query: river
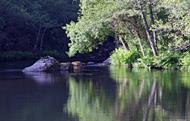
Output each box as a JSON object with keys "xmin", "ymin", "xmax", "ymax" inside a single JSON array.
[{"xmin": 0, "ymin": 62, "xmax": 189, "ymax": 121}]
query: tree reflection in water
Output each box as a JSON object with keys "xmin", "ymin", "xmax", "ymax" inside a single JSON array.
[
  {"xmin": 65, "ymin": 66, "xmax": 190, "ymax": 121},
  {"xmin": 66, "ymin": 78, "xmax": 114, "ymax": 121}
]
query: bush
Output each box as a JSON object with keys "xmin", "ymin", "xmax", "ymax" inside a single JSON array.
[
  {"xmin": 110, "ymin": 48, "xmax": 140, "ymax": 65},
  {"xmin": 135, "ymin": 52, "xmax": 180, "ymax": 69},
  {"xmin": 135, "ymin": 55, "xmax": 154, "ymax": 69},
  {"xmin": 180, "ymin": 52, "xmax": 190, "ymax": 70},
  {"xmin": 181, "ymin": 52, "xmax": 190, "ymax": 66},
  {"xmin": 155, "ymin": 52, "xmax": 180, "ymax": 69}
]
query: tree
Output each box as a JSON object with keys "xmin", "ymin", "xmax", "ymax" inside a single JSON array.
[
  {"xmin": 0, "ymin": 0, "xmax": 79, "ymax": 52},
  {"xmin": 65, "ymin": 0, "xmax": 118, "ymax": 56},
  {"xmin": 65, "ymin": 0, "xmax": 190, "ymax": 58},
  {"xmin": 65, "ymin": 0, "xmax": 158, "ymax": 56},
  {"xmin": 26, "ymin": 0, "xmax": 79, "ymax": 52}
]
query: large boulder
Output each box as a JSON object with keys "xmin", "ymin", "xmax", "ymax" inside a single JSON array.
[{"xmin": 23, "ymin": 56, "xmax": 60, "ymax": 72}]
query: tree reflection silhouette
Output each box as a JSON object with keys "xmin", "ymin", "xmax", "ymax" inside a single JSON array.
[{"xmin": 65, "ymin": 66, "xmax": 190, "ymax": 121}]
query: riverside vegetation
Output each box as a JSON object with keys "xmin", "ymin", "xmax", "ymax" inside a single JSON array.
[
  {"xmin": 1, "ymin": 0, "xmax": 190, "ymax": 69},
  {"xmin": 65, "ymin": 0, "xmax": 190, "ymax": 70}
]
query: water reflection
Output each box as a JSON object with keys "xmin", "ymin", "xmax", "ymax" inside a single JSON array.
[
  {"xmin": 23, "ymin": 72, "xmax": 69, "ymax": 85},
  {"xmin": 66, "ymin": 66, "xmax": 190, "ymax": 121},
  {"xmin": 66, "ymin": 77, "xmax": 114, "ymax": 121},
  {"xmin": 0, "ymin": 66, "xmax": 190, "ymax": 121}
]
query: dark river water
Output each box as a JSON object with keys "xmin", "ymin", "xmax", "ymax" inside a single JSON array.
[{"xmin": 0, "ymin": 62, "xmax": 190, "ymax": 121}]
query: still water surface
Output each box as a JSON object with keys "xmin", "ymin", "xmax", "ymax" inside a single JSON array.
[{"xmin": 0, "ymin": 63, "xmax": 190, "ymax": 121}]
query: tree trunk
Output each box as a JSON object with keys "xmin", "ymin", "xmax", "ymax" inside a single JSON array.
[
  {"xmin": 141, "ymin": 11, "xmax": 157, "ymax": 56},
  {"xmin": 148, "ymin": 0, "xmax": 159, "ymax": 52},
  {"xmin": 148, "ymin": 0, "xmax": 155, "ymax": 25},
  {"xmin": 137, "ymin": 36, "xmax": 145, "ymax": 57},
  {"xmin": 39, "ymin": 27, "xmax": 47, "ymax": 52},
  {"xmin": 33, "ymin": 25, "xmax": 42, "ymax": 51},
  {"xmin": 118, "ymin": 35, "xmax": 130, "ymax": 51},
  {"xmin": 115, "ymin": 34, "xmax": 120, "ymax": 48},
  {"xmin": 137, "ymin": 0, "xmax": 158, "ymax": 56},
  {"xmin": 132, "ymin": 17, "xmax": 145, "ymax": 56}
]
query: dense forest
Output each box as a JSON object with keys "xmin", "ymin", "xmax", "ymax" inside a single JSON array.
[
  {"xmin": 1, "ymin": 0, "xmax": 190, "ymax": 69},
  {"xmin": 65, "ymin": 0, "xmax": 190, "ymax": 69},
  {"xmin": 0, "ymin": 0, "xmax": 80, "ymax": 52},
  {"xmin": 0, "ymin": 0, "xmax": 115, "ymax": 61}
]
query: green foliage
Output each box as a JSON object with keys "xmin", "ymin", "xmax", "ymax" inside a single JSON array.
[
  {"xmin": 180, "ymin": 52, "xmax": 190, "ymax": 71},
  {"xmin": 154, "ymin": 52, "xmax": 180, "ymax": 69},
  {"xmin": 135, "ymin": 52, "xmax": 180, "ymax": 69},
  {"xmin": 1, "ymin": 0, "xmax": 190, "ymax": 71},
  {"xmin": 110, "ymin": 48, "xmax": 128, "ymax": 65},
  {"xmin": 64, "ymin": 0, "xmax": 190, "ymax": 70},
  {"xmin": 181, "ymin": 52, "xmax": 190, "ymax": 66},
  {"xmin": 65, "ymin": 0, "xmax": 121, "ymax": 56},
  {"xmin": 154, "ymin": 0, "xmax": 190, "ymax": 51},
  {"xmin": 65, "ymin": 20, "xmax": 111, "ymax": 56},
  {"xmin": 110, "ymin": 48, "xmax": 140, "ymax": 65},
  {"xmin": 135, "ymin": 55, "xmax": 155, "ymax": 69}
]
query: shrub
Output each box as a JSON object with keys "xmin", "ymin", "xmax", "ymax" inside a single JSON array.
[
  {"xmin": 155, "ymin": 52, "xmax": 180, "ymax": 69},
  {"xmin": 181, "ymin": 52, "xmax": 190, "ymax": 66},
  {"xmin": 135, "ymin": 55, "xmax": 154, "ymax": 69},
  {"xmin": 110, "ymin": 48, "xmax": 140, "ymax": 65},
  {"xmin": 180, "ymin": 52, "xmax": 190, "ymax": 70},
  {"xmin": 135, "ymin": 52, "xmax": 180, "ymax": 69}
]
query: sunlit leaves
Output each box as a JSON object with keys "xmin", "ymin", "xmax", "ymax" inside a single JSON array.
[
  {"xmin": 66, "ymin": 0, "xmax": 190, "ymax": 58},
  {"xmin": 65, "ymin": 0, "xmax": 120, "ymax": 56}
]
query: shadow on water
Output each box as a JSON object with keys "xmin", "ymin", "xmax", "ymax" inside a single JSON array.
[
  {"xmin": 0, "ymin": 64, "xmax": 190, "ymax": 121},
  {"xmin": 0, "ymin": 71, "xmax": 73, "ymax": 121}
]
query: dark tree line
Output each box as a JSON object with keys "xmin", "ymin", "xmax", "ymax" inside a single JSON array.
[{"xmin": 0, "ymin": 0, "xmax": 79, "ymax": 52}]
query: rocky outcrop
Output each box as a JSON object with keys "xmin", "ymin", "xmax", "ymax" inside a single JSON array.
[
  {"xmin": 23, "ymin": 56, "xmax": 60, "ymax": 72},
  {"xmin": 22, "ymin": 56, "xmax": 112, "ymax": 72}
]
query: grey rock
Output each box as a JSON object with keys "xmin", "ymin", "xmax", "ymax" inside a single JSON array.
[{"xmin": 23, "ymin": 56, "xmax": 60, "ymax": 72}]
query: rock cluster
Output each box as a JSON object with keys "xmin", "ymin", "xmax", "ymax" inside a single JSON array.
[{"xmin": 23, "ymin": 56, "xmax": 110, "ymax": 72}]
